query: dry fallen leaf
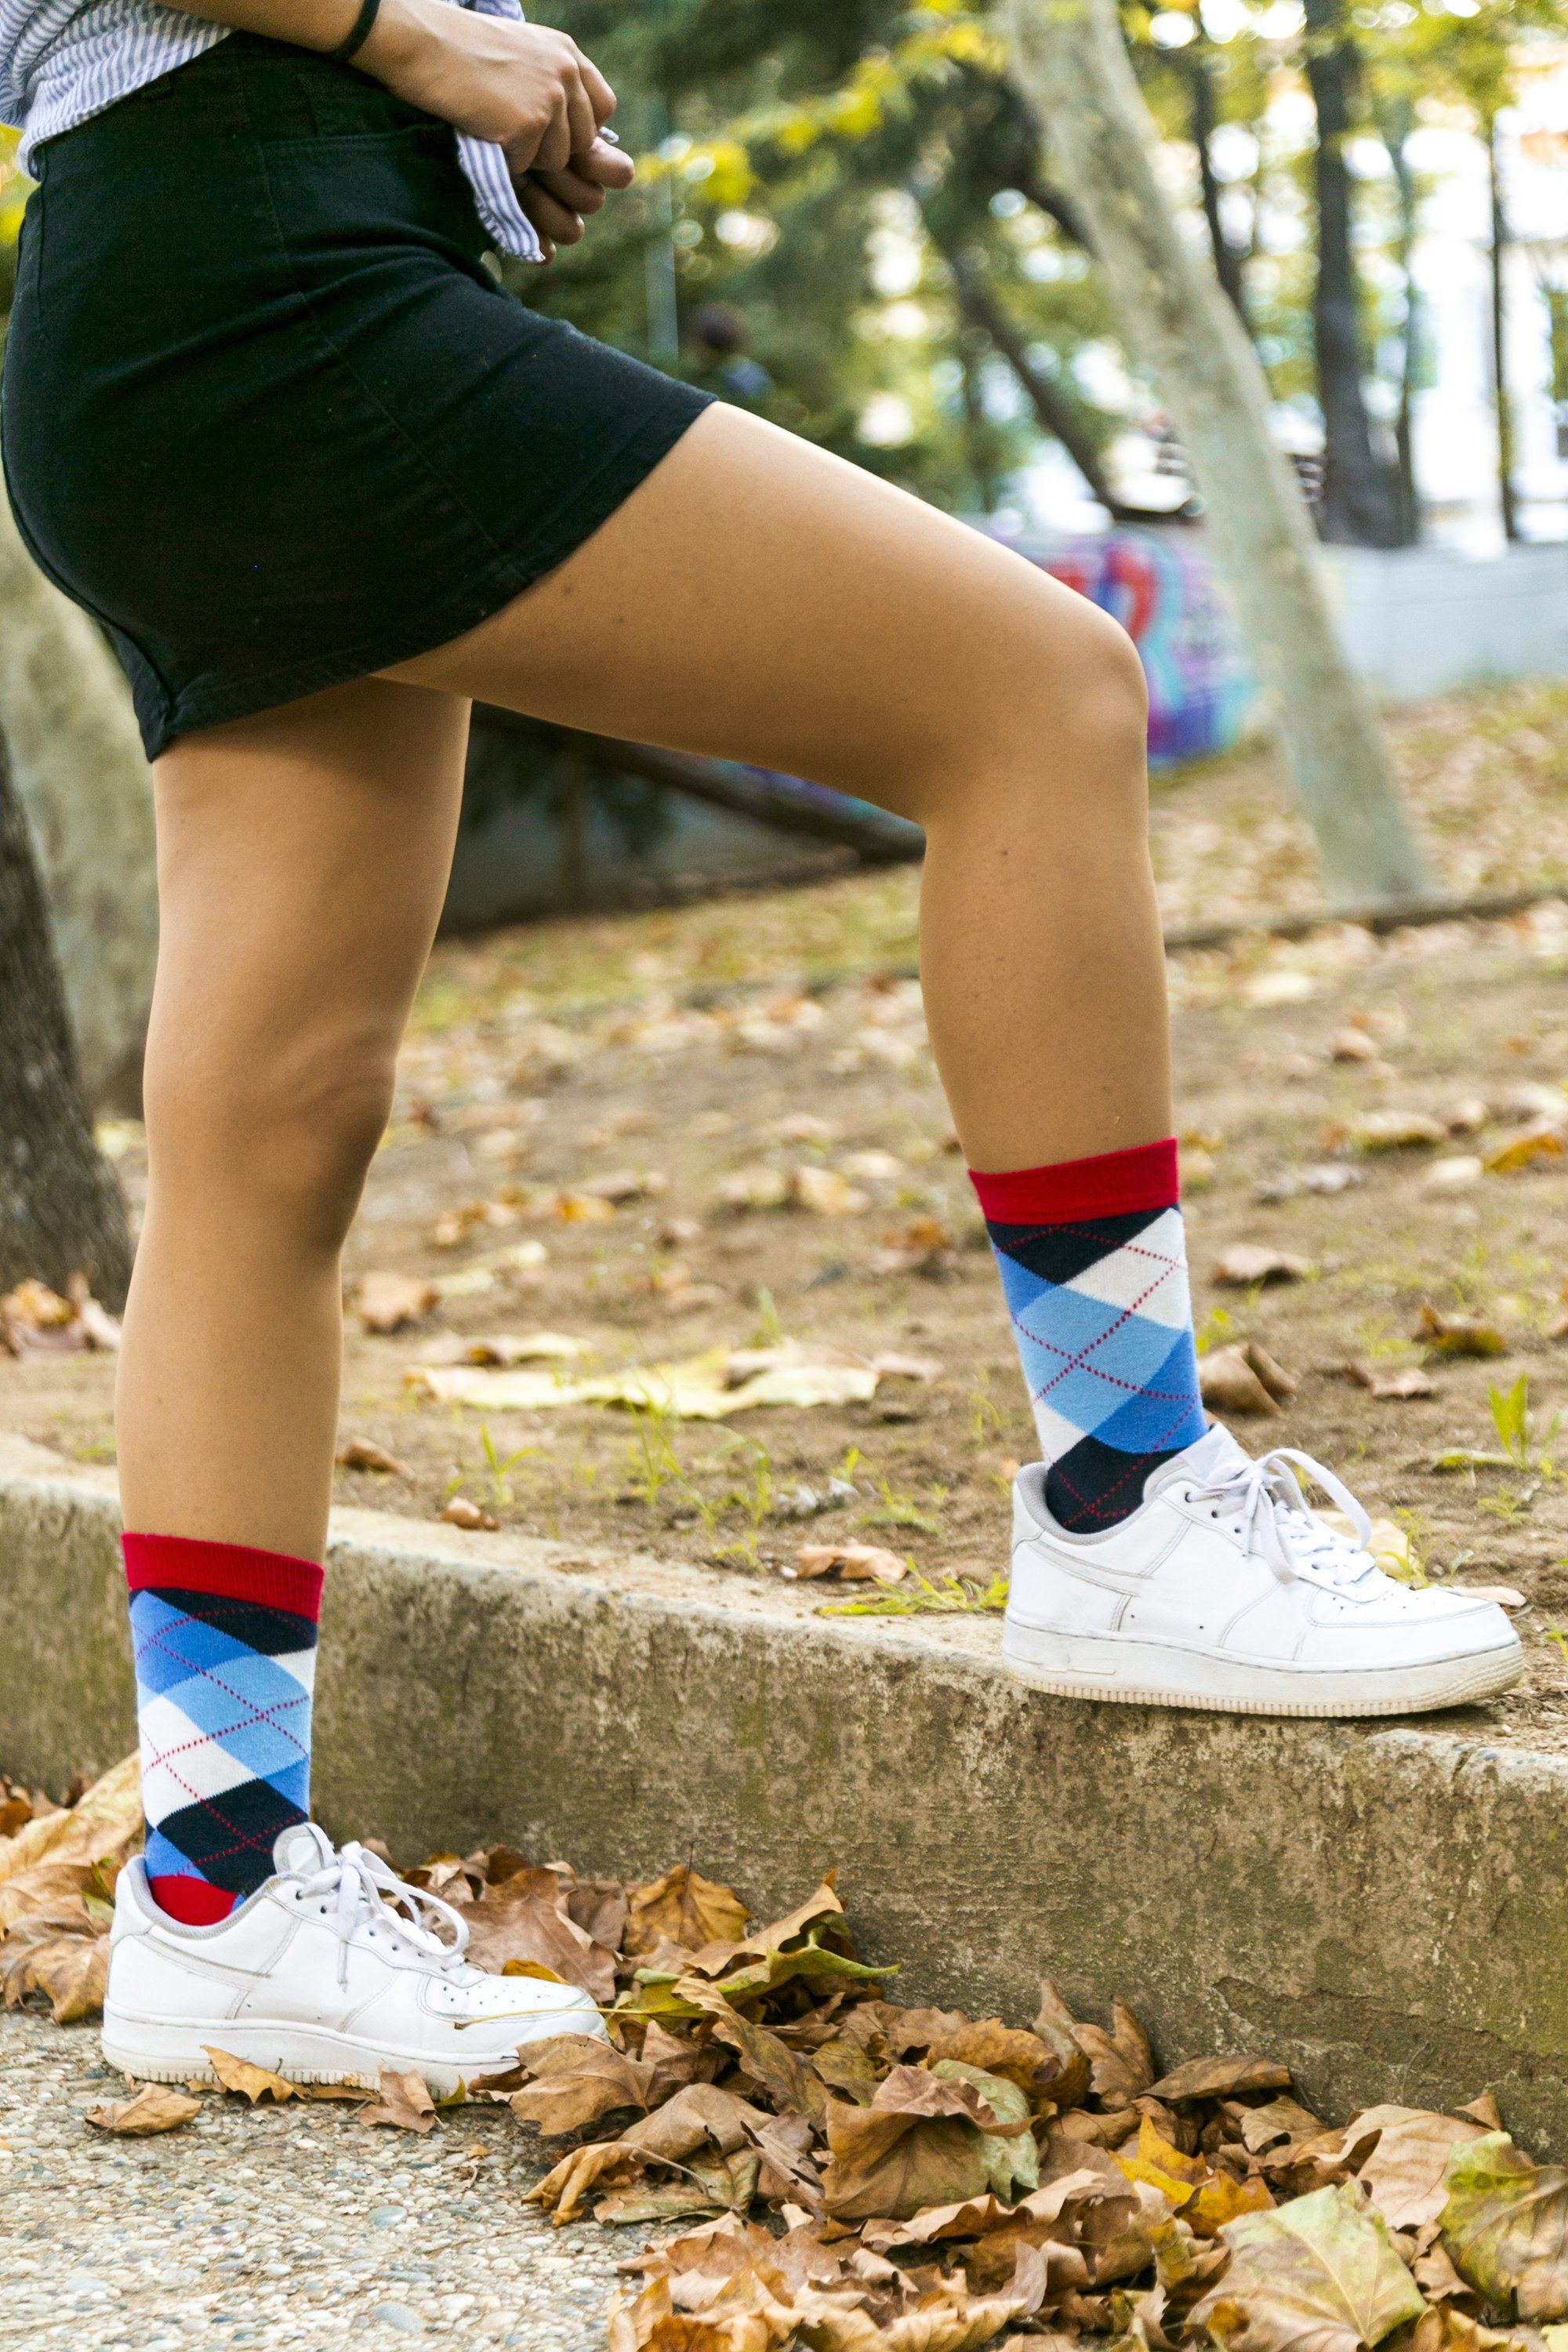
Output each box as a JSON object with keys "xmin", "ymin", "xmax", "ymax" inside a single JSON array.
[
  {"xmin": 1201, "ymin": 1344, "xmax": 1297, "ymax": 1417},
  {"xmin": 358, "ymin": 2067, "xmax": 437, "ymax": 2133},
  {"xmin": 1149, "ymin": 2056, "xmax": 1293, "ymax": 2101},
  {"xmin": 1344, "ymin": 2106, "xmax": 1487, "ymax": 2231},
  {"xmin": 1213, "ymin": 1247, "xmax": 1314, "ymax": 1289},
  {"xmin": 1415, "ymin": 1306, "xmax": 1509, "ymax": 1359},
  {"xmin": 1485, "ymin": 1127, "xmax": 1566, "ymax": 1175},
  {"xmin": 1341, "ymin": 1362, "xmax": 1436, "ymax": 1401},
  {"xmin": 624, "ymin": 1864, "xmax": 751, "ymax": 1961},
  {"xmin": 789, "ymin": 1166, "xmax": 871, "ymax": 1218},
  {"xmin": 86, "ymin": 2084, "xmax": 202, "ymax": 2136},
  {"xmin": 510, "ymin": 2038, "xmax": 654, "ymax": 2135},
  {"xmin": 336, "ymin": 1436, "xmax": 413, "ymax": 1476},
  {"xmin": 1440, "ymin": 2131, "xmax": 1568, "ymax": 2319},
  {"xmin": 355, "ymin": 1271, "xmax": 440, "ymax": 1334},
  {"xmin": 202, "ymin": 2046, "xmax": 303, "ymax": 2104},
  {"xmin": 786, "ymin": 1544, "xmax": 908, "ymax": 1586},
  {"xmin": 1074, "ymin": 1998, "xmax": 1155, "ymax": 2107},
  {"xmin": 1192, "ymin": 2180, "xmax": 1425, "ymax": 2352},
  {"xmin": 1351, "ymin": 1112, "xmax": 1448, "ymax": 1152},
  {"xmin": 440, "ymin": 1497, "xmax": 500, "ymax": 1531},
  {"xmin": 463, "ymin": 1867, "xmax": 619, "ymax": 2001}
]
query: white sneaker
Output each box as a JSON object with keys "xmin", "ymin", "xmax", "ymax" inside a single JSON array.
[
  {"xmin": 103, "ymin": 1824, "xmax": 604, "ymax": 2092},
  {"xmin": 1003, "ymin": 1425, "xmax": 1523, "ymax": 1717}
]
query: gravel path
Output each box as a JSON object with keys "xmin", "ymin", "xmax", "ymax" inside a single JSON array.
[{"xmin": 0, "ymin": 2011, "xmax": 644, "ymax": 2349}]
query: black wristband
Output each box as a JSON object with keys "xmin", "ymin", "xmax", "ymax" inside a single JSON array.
[{"xmin": 328, "ymin": 0, "xmax": 381, "ymax": 61}]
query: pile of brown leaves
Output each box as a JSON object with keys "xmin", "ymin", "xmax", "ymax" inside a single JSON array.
[
  {"xmin": 0, "ymin": 1755, "xmax": 140, "ymax": 2019},
  {"xmin": 10, "ymin": 1769, "xmax": 1568, "ymax": 2352}
]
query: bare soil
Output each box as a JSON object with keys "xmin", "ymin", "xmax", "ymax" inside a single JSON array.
[{"xmin": 9, "ymin": 681, "xmax": 1568, "ymax": 1751}]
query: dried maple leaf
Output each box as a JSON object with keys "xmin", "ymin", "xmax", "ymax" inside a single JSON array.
[
  {"xmin": 463, "ymin": 1865, "xmax": 618, "ymax": 2001},
  {"xmin": 510, "ymin": 2037, "xmax": 653, "ymax": 2134},
  {"xmin": 202, "ymin": 2046, "xmax": 302, "ymax": 2104},
  {"xmin": 1440, "ymin": 2132, "xmax": 1568, "ymax": 2319},
  {"xmin": 822, "ymin": 2067, "xmax": 1007, "ymax": 2222},
  {"xmin": 1341, "ymin": 1363, "xmax": 1436, "ymax": 1401},
  {"xmin": 86, "ymin": 2084, "xmax": 202, "ymax": 2136},
  {"xmin": 1150, "ymin": 2057, "xmax": 1292, "ymax": 2102},
  {"xmin": 358, "ymin": 2067, "xmax": 437, "ymax": 2133},
  {"xmin": 1192, "ymin": 2180, "xmax": 1425, "ymax": 2352},
  {"xmin": 1415, "ymin": 1306, "xmax": 1509, "ymax": 1359},
  {"xmin": 335, "ymin": 1436, "xmax": 412, "ymax": 1475},
  {"xmin": 1074, "ymin": 1999, "xmax": 1155, "ymax": 2108},
  {"xmin": 527, "ymin": 2139, "xmax": 649, "ymax": 2225},
  {"xmin": 355, "ymin": 1271, "xmax": 439, "ymax": 1334},
  {"xmin": 1341, "ymin": 2107, "xmax": 1489, "ymax": 2232},
  {"xmin": 1200, "ymin": 1346, "xmax": 1296, "ymax": 1419},
  {"xmin": 788, "ymin": 1543, "xmax": 908, "ymax": 1586},
  {"xmin": 3, "ymin": 1923, "xmax": 110, "ymax": 2021},
  {"xmin": 687, "ymin": 1993, "xmax": 829, "ymax": 2129},
  {"xmin": 0, "ymin": 1752, "xmax": 141, "ymax": 1889},
  {"xmin": 624, "ymin": 1865, "xmax": 751, "ymax": 1962},
  {"xmin": 1212, "ymin": 1247, "xmax": 1314, "ymax": 1289},
  {"xmin": 440, "ymin": 1496, "xmax": 500, "ymax": 1530}
]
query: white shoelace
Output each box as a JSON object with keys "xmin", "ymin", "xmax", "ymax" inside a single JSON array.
[
  {"xmin": 289, "ymin": 1842, "xmax": 472, "ymax": 1985},
  {"xmin": 1184, "ymin": 1446, "xmax": 1373, "ymax": 1587}
]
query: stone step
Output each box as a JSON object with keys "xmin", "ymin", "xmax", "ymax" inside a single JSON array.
[{"xmin": 2, "ymin": 1431, "xmax": 1563, "ymax": 2148}]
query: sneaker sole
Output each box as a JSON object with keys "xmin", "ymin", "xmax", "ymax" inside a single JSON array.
[
  {"xmin": 1000, "ymin": 1620, "xmax": 1525, "ymax": 1717},
  {"xmin": 100, "ymin": 2004, "xmax": 602, "ymax": 2094}
]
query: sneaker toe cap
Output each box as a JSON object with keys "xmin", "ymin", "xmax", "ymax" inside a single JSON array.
[{"xmin": 1302, "ymin": 1584, "xmax": 1519, "ymax": 1667}]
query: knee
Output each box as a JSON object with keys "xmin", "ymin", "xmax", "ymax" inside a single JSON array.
[
  {"xmin": 147, "ymin": 1021, "xmax": 397, "ymax": 1254},
  {"xmin": 913, "ymin": 571, "xmax": 1150, "ymax": 830}
]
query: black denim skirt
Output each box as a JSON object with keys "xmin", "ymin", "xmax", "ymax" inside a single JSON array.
[{"xmin": 1, "ymin": 34, "xmax": 712, "ymax": 760}]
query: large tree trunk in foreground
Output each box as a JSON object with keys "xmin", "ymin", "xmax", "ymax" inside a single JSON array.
[
  {"xmin": 0, "ymin": 497, "xmax": 158, "ymax": 1110},
  {"xmin": 0, "ymin": 738, "xmax": 133, "ymax": 1309},
  {"xmin": 1004, "ymin": 0, "xmax": 1431, "ymax": 908},
  {"xmin": 1303, "ymin": 0, "xmax": 1406, "ymax": 547}
]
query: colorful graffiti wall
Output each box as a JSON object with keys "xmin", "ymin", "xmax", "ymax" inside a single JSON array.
[{"xmin": 1019, "ymin": 528, "xmax": 1259, "ymax": 768}]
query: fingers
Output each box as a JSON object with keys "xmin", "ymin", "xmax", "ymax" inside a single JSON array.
[
  {"xmin": 521, "ymin": 178, "xmax": 586, "ymax": 248},
  {"xmin": 576, "ymin": 137, "xmax": 634, "ymax": 192},
  {"xmin": 528, "ymin": 162, "xmax": 608, "ymax": 218},
  {"xmin": 562, "ymin": 67, "xmax": 599, "ymax": 162},
  {"xmin": 580, "ymin": 55, "xmax": 616, "ymax": 128}
]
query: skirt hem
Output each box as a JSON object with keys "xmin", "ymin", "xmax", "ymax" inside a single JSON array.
[{"xmin": 143, "ymin": 397, "xmax": 710, "ymax": 759}]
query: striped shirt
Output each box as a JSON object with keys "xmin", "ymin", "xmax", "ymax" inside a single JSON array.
[{"xmin": 0, "ymin": 0, "xmax": 545, "ymax": 259}]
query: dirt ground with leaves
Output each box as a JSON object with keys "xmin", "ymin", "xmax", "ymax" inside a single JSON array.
[
  {"xmin": 5, "ymin": 681, "xmax": 1568, "ymax": 1745},
  {"xmin": 5, "ymin": 1759, "xmax": 1568, "ymax": 2352}
]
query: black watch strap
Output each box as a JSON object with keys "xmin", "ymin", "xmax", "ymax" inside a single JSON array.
[{"xmin": 328, "ymin": 0, "xmax": 382, "ymax": 61}]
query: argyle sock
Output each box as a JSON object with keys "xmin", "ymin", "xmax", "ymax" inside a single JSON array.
[
  {"xmin": 123, "ymin": 1532, "xmax": 322, "ymax": 1925},
  {"xmin": 971, "ymin": 1138, "xmax": 1207, "ymax": 1533}
]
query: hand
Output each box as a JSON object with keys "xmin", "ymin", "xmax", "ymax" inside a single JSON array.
[
  {"xmin": 519, "ymin": 136, "xmax": 634, "ymax": 257},
  {"xmin": 359, "ymin": 0, "xmax": 617, "ymax": 180}
]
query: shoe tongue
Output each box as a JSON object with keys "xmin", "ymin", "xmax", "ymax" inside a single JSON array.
[
  {"xmin": 1148, "ymin": 1421, "xmax": 1250, "ymax": 1496},
  {"xmin": 272, "ymin": 1821, "xmax": 334, "ymax": 1878}
]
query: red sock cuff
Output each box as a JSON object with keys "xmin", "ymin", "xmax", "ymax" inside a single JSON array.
[
  {"xmin": 122, "ymin": 1531, "xmax": 324, "ymax": 1621},
  {"xmin": 969, "ymin": 1138, "xmax": 1179, "ymax": 1225}
]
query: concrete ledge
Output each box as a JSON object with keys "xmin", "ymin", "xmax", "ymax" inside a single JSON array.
[{"xmin": 3, "ymin": 1433, "xmax": 1566, "ymax": 2147}]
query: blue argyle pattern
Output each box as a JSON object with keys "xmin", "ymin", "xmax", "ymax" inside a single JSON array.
[
  {"xmin": 986, "ymin": 1200, "xmax": 1207, "ymax": 1530},
  {"xmin": 129, "ymin": 1583, "xmax": 317, "ymax": 1911}
]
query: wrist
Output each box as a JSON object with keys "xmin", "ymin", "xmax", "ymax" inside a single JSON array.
[{"xmin": 351, "ymin": 0, "xmax": 442, "ymax": 85}]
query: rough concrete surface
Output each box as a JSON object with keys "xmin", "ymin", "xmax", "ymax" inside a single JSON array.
[
  {"xmin": 4, "ymin": 1436, "xmax": 1568, "ymax": 2154},
  {"xmin": 0, "ymin": 2008, "xmax": 649, "ymax": 2348}
]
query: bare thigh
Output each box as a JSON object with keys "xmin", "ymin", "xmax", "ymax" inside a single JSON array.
[{"xmin": 383, "ymin": 403, "xmax": 1141, "ymax": 824}]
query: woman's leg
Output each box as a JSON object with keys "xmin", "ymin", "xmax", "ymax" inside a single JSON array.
[
  {"xmin": 388, "ymin": 403, "xmax": 1199, "ymax": 1532},
  {"xmin": 387, "ymin": 402, "xmax": 1166, "ymax": 1175},
  {"xmin": 118, "ymin": 678, "xmax": 470, "ymax": 1563}
]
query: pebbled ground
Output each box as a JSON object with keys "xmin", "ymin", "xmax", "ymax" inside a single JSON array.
[{"xmin": 0, "ymin": 2010, "xmax": 647, "ymax": 2350}]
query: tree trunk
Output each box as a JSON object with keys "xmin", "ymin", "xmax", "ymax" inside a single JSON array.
[
  {"xmin": 1003, "ymin": 0, "xmax": 1431, "ymax": 907},
  {"xmin": 0, "ymin": 496, "xmax": 158, "ymax": 1112},
  {"xmin": 1189, "ymin": 50, "xmax": 1249, "ymax": 327},
  {"xmin": 1380, "ymin": 98, "xmax": 1421, "ymax": 544},
  {"xmin": 1488, "ymin": 118, "xmax": 1519, "ymax": 543},
  {"xmin": 0, "ymin": 735, "xmax": 134, "ymax": 1309},
  {"xmin": 1303, "ymin": 1, "xmax": 1404, "ymax": 546}
]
